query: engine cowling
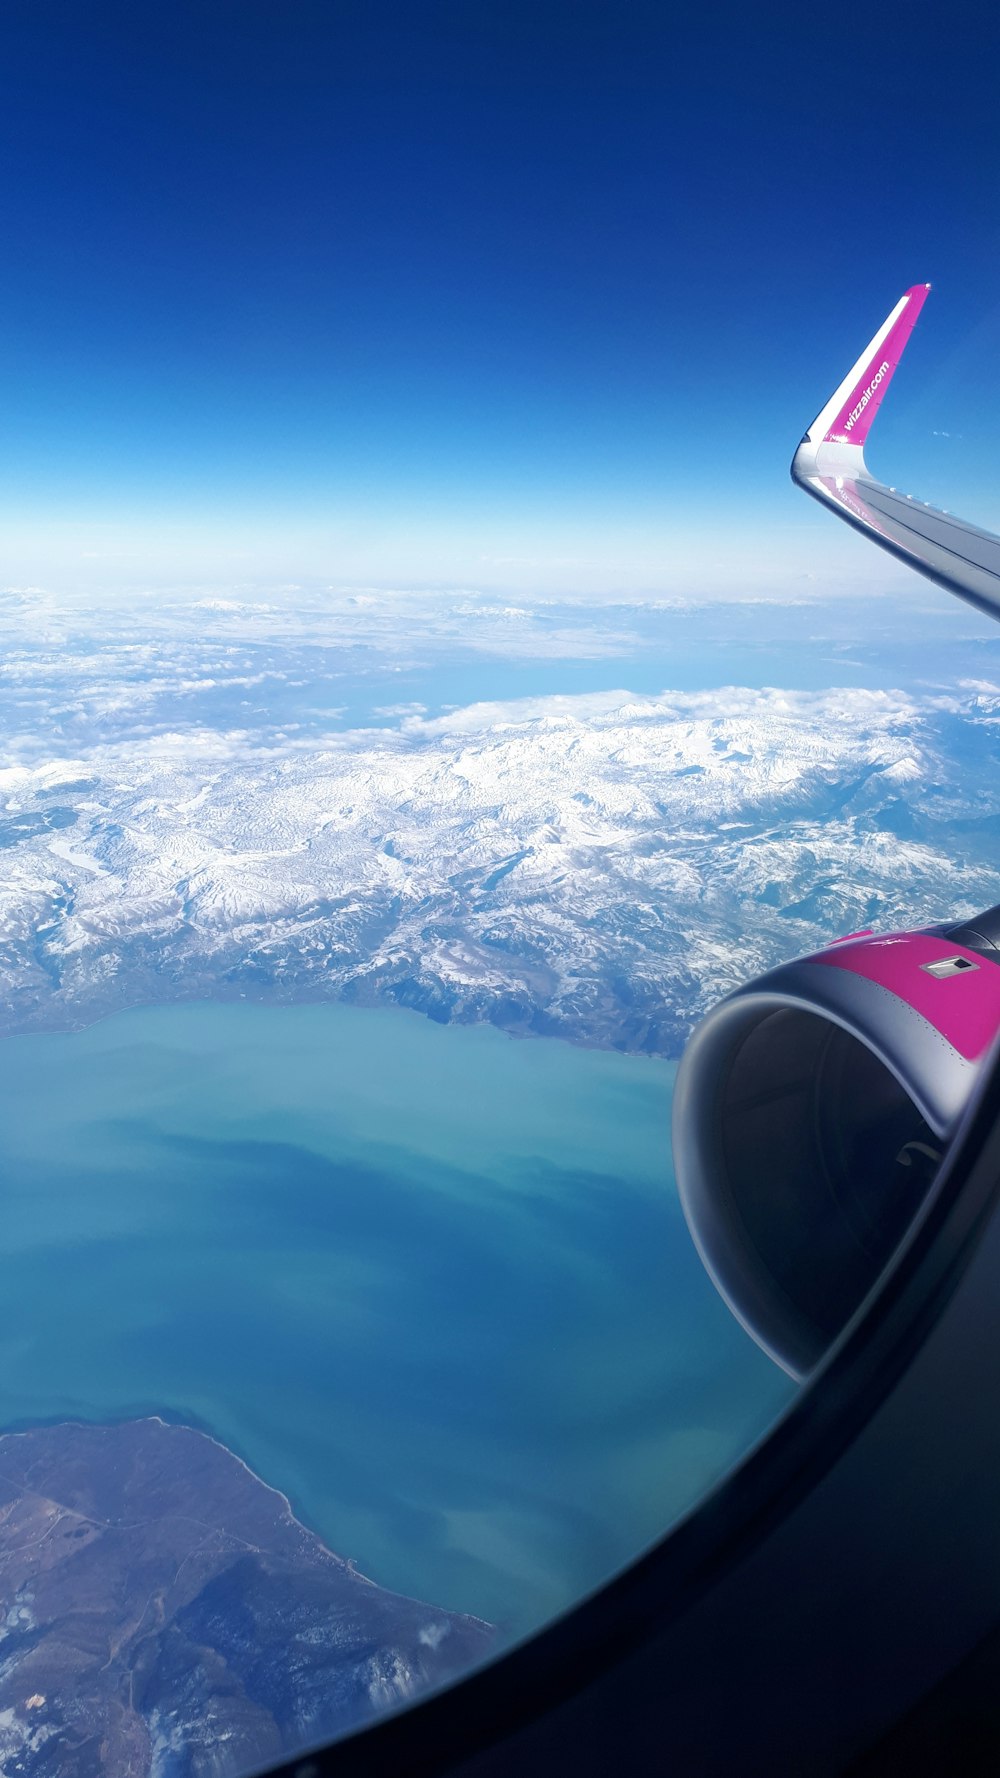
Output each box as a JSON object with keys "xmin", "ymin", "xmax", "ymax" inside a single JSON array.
[{"xmin": 672, "ymin": 906, "xmax": 1000, "ymax": 1377}]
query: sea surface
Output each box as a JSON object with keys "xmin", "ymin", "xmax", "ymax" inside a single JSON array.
[{"xmin": 0, "ymin": 1001, "xmax": 794, "ymax": 1639}]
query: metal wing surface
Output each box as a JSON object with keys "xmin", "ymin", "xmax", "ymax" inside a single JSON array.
[{"xmin": 791, "ymin": 283, "xmax": 1000, "ymax": 621}]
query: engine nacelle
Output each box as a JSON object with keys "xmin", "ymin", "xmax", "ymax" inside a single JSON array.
[{"xmin": 672, "ymin": 907, "xmax": 1000, "ymax": 1377}]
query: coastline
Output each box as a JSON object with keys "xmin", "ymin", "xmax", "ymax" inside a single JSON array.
[
  {"xmin": 0, "ymin": 1411, "xmax": 496, "ymax": 1632},
  {"xmin": 0, "ymin": 980, "xmax": 686, "ymax": 1060}
]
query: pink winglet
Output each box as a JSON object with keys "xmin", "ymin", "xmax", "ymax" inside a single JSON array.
[
  {"xmin": 823, "ymin": 284, "xmax": 931, "ymax": 447},
  {"xmin": 814, "ymin": 930, "xmax": 1000, "ymax": 1062}
]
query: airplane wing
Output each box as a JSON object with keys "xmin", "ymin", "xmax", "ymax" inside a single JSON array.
[{"xmin": 791, "ymin": 284, "xmax": 1000, "ymax": 620}]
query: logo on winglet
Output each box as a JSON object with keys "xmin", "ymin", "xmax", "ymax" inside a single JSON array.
[{"xmin": 843, "ymin": 361, "xmax": 890, "ymax": 432}]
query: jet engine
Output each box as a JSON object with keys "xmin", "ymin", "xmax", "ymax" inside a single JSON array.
[{"xmin": 672, "ymin": 905, "xmax": 1000, "ymax": 1377}]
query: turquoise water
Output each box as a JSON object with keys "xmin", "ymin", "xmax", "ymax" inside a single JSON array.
[{"xmin": 0, "ymin": 1001, "xmax": 793, "ymax": 1637}]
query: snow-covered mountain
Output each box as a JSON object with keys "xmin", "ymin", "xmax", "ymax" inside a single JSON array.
[{"xmin": 3, "ymin": 654, "xmax": 1000, "ymax": 1054}]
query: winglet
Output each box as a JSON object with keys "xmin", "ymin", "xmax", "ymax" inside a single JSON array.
[
  {"xmin": 800, "ymin": 284, "xmax": 931, "ymax": 455},
  {"xmin": 791, "ymin": 284, "xmax": 1000, "ymax": 624}
]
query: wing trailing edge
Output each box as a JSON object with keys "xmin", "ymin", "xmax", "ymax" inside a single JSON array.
[{"xmin": 791, "ymin": 286, "xmax": 1000, "ymax": 622}]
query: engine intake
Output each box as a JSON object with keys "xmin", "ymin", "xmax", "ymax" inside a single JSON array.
[{"xmin": 672, "ymin": 911, "xmax": 1000, "ymax": 1377}]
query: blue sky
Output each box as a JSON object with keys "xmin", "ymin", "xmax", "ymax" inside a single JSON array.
[{"xmin": 1, "ymin": 1, "xmax": 998, "ymax": 593}]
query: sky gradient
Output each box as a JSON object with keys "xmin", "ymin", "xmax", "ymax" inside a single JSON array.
[{"xmin": 1, "ymin": 1, "xmax": 999, "ymax": 593}]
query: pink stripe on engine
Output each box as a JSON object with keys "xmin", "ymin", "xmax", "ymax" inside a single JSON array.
[{"xmin": 814, "ymin": 930, "xmax": 1000, "ymax": 1062}]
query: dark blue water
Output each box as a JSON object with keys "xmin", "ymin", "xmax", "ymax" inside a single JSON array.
[{"xmin": 0, "ymin": 1000, "xmax": 793, "ymax": 1637}]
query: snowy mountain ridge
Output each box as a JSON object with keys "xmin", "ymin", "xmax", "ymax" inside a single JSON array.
[{"xmin": 2, "ymin": 680, "xmax": 999, "ymax": 1054}]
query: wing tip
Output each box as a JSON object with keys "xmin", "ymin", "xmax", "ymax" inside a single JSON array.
[{"xmin": 817, "ymin": 282, "xmax": 931, "ymax": 450}]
